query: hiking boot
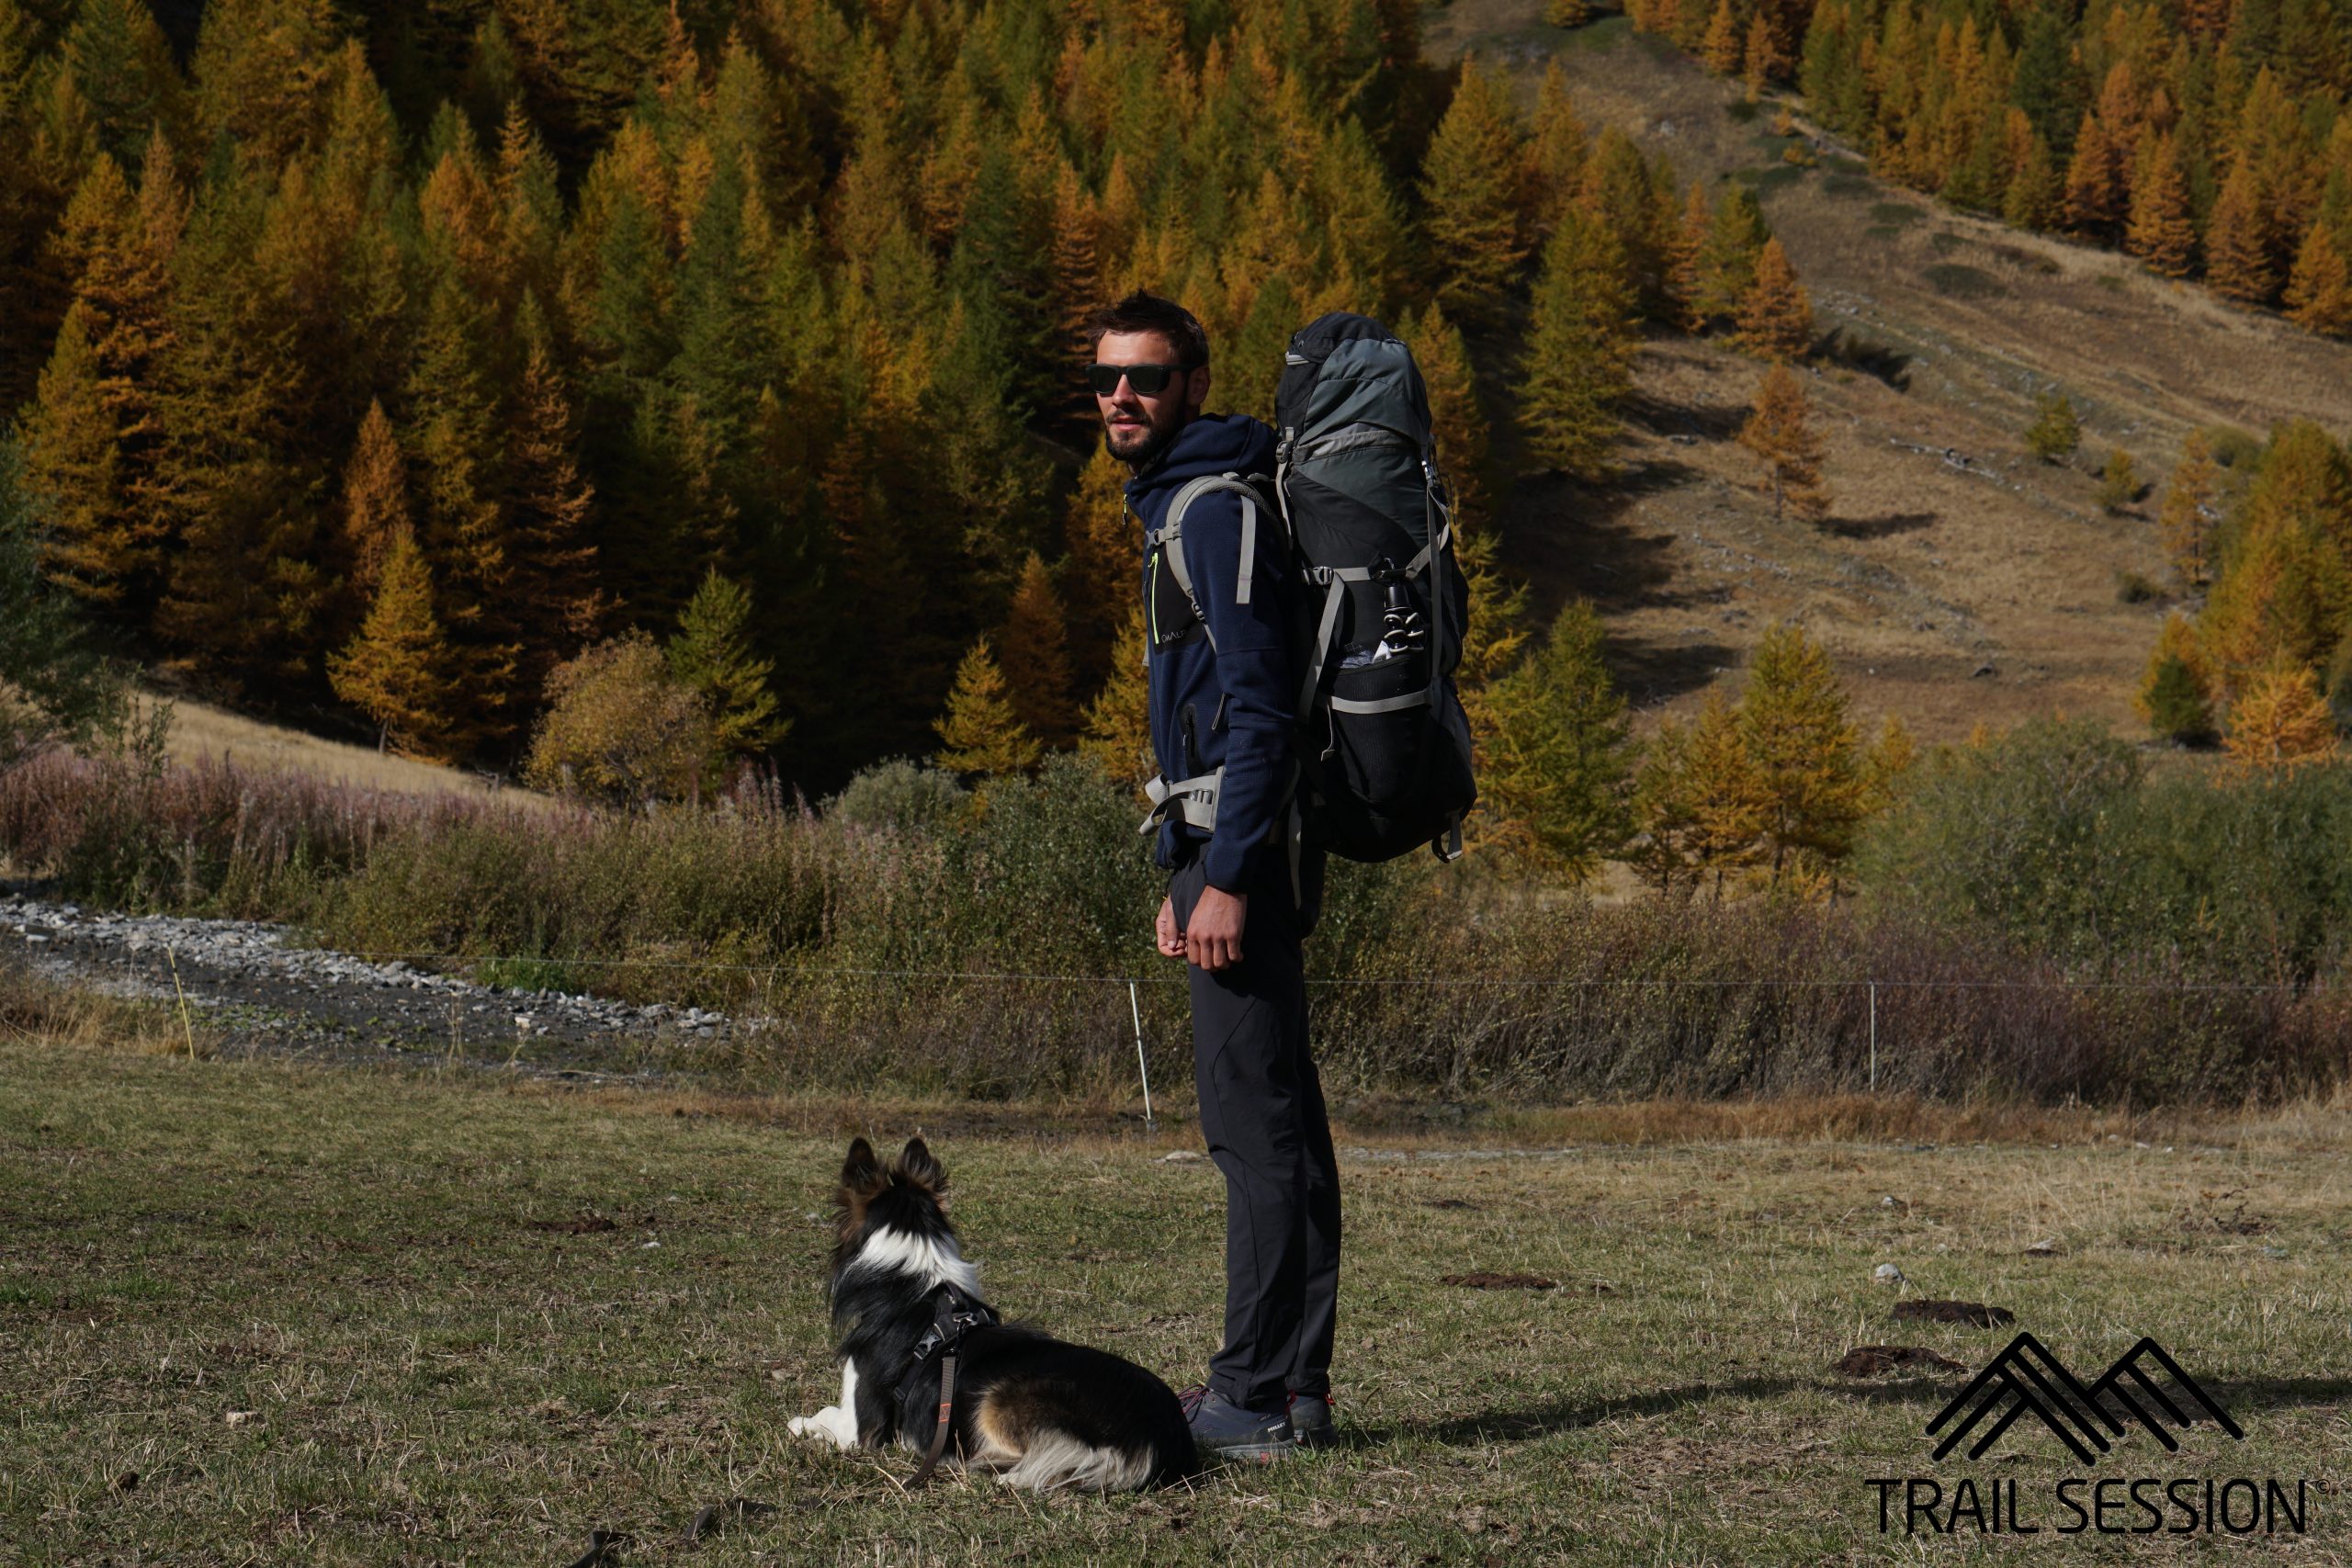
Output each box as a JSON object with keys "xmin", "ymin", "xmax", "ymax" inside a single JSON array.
[
  {"xmin": 1288, "ymin": 1391, "xmax": 1337, "ymax": 1450},
  {"xmin": 1178, "ymin": 1383, "xmax": 1295, "ymax": 1461}
]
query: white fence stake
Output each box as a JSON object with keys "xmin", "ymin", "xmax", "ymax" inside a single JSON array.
[
  {"xmin": 1128, "ymin": 980, "xmax": 1155, "ymax": 1130},
  {"xmin": 1869, "ymin": 980, "xmax": 1879, "ymax": 1092}
]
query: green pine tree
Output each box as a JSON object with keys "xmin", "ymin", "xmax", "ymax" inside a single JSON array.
[
  {"xmin": 1519, "ymin": 209, "xmax": 1639, "ymax": 479},
  {"xmin": 667, "ymin": 566, "xmax": 786, "ymax": 759},
  {"xmin": 1477, "ymin": 600, "xmax": 1634, "ymax": 877}
]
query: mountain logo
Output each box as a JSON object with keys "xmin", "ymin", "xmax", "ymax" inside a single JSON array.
[{"xmin": 1926, "ymin": 1334, "xmax": 2245, "ymax": 1464}]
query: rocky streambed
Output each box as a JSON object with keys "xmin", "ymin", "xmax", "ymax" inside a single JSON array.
[{"xmin": 2, "ymin": 891, "xmax": 735, "ymax": 1081}]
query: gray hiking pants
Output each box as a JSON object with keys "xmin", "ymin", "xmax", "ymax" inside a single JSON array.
[{"xmin": 1169, "ymin": 849, "xmax": 1340, "ymax": 1414}]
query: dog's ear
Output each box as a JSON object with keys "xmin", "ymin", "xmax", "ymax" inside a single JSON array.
[
  {"xmin": 839, "ymin": 1136, "xmax": 886, "ymax": 1195},
  {"xmin": 893, "ymin": 1136, "xmax": 947, "ymax": 1195}
]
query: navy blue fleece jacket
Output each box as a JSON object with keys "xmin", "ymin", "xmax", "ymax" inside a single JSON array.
[{"xmin": 1127, "ymin": 412, "xmax": 1294, "ymax": 891}]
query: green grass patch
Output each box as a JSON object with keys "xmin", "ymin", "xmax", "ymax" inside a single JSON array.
[
  {"xmin": 1725, "ymin": 96, "xmax": 1762, "ymax": 123},
  {"xmin": 1826, "ymin": 154, "xmax": 1868, "ymax": 175},
  {"xmin": 1823, "ymin": 173, "xmax": 1875, "ymax": 199},
  {"xmin": 4, "ymin": 1037, "xmax": 2348, "ymax": 1563},
  {"xmin": 1928, "ymin": 231, "xmax": 1964, "ymax": 256},
  {"xmin": 1869, "ymin": 201, "xmax": 1926, "ymax": 227},
  {"xmin": 1924, "ymin": 262, "xmax": 2007, "ymax": 299},
  {"xmin": 2096, "ymin": 272, "xmax": 2128, "ymax": 292}
]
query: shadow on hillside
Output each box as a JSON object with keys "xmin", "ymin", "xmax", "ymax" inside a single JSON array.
[
  {"xmin": 1608, "ymin": 634, "xmax": 1738, "ymax": 705},
  {"xmin": 1625, "ymin": 389, "xmax": 1749, "ymax": 443},
  {"xmin": 1826, "ymin": 511, "xmax": 1937, "ymax": 540},
  {"xmin": 1817, "ymin": 326, "xmax": 1916, "ymax": 391}
]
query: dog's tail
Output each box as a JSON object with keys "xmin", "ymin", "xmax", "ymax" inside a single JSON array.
[{"xmin": 996, "ymin": 1434, "xmax": 1178, "ymax": 1492}]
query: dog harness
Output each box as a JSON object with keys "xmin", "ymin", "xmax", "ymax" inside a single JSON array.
[{"xmin": 904, "ymin": 1283, "xmax": 999, "ymax": 1487}]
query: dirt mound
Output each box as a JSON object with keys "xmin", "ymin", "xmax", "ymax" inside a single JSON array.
[{"xmin": 1834, "ymin": 1345, "xmax": 1969, "ymax": 1376}]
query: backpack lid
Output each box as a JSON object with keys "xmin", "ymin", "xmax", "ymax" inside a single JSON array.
[{"xmin": 1275, "ymin": 313, "xmax": 1433, "ymax": 452}]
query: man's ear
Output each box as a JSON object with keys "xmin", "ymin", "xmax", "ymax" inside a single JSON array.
[{"xmin": 1184, "ymin": 363, "xmax": 1211, "ymax": 414}]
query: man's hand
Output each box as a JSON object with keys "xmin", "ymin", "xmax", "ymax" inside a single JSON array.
[
  {"xmin": 1185, "ymin": 886, "xmax": 1247, "ymax": 973},
  {"xmin": 1156, "ymin": 897, "xmax": 1185, "ymax": 959}
]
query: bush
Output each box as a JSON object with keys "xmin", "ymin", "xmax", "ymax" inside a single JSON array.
[
  {"xmin": 525, "ymin": 633, "xmax": 715, "ymax": 807},
  {"xmin": 827, "ymin": 759, "xmax": 971, "ymax": 837}
]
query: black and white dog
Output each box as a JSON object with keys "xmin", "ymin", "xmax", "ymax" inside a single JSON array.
[{"xmin": 787, "ymin": 1136, "xmax": 1196, "ymax": 1491}]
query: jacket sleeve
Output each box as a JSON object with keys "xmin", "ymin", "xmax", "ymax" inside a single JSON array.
[{"xmin": 1183, "ymin": 490, "xmax": 1295, "ymax": 890}]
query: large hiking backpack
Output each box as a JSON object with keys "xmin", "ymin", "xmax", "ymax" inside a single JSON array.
[
  {"xmin": 1276, "ymin": 311, "xmax": 1476, "ymax": 862},
  {"xmin": 1147, "ymin": 312, "xmax": 1476, "ymax": 864}
]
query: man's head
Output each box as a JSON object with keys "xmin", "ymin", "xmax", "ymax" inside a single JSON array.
[{"xmin": 1084, "ymin": 291, "xmax": 1211, "ymax": 468}]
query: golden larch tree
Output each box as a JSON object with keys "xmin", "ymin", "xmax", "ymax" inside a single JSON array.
[
  {"xmin": 337, "ymin": 398, "xmax": 407, "ymax": 603},
  {"xmin": 2062, "ymin": 113, "xmax": 2121, "ymax": 235},
  {"xmin": 1079, "ymin": 606, "xmax": 1154, "ymax": 791},
  {"xmin": 2158, "ymin": 432, "xmax": 2220, "ymax": 586},
  {"xmin": 2123, "ymin": 131, "xmax": 2197, "ymax": 278},
  {"xmin": 2285, "ymin": 223, "xmax": 2352, "ymax": 336},
  {"xmin": 328, "ymin": 526, "xmax": 460, "ymax": 760},
  {"xmin": 1059, "ymin": 441, "xmax": 1135, "ymax": 696},
  {"xmin": 1417, "ymin": 55, "xmax": 1531, "ymax": 331},
  {"xmin": 934, "ymin": 636, "xmax": 1043, "ymax": 776},
  {"xmin": 1519, "ymin": 208, "xmax": 1639, "ymax": 479},
  {"xmin": 1738, "ymin": 621, "xmax": 1865, "ymax": 885},
  {"xmin": 2136, "ymin": 610, "xmax": 2217, "ymax": 743},
  {"xmin": 2224, "ymin": 665, "xmax": 2337, "ymax": 773},
  {"xmin": 998, "ymin": 552, "xmax": 1078, "ymax": 746},
  {"xmin": 2204, "ymin": 162, "xmax": 2275, "ymax": 303},
  {"xmin": 1734, "ymin": 236, "xmax": 1812, "ymax": 360},
  {"xmin": 1737, "ymin": 362, "xmax": 1830, "ymax": 523}
]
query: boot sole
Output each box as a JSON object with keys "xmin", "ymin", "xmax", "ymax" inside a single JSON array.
[{"xmin": 1199, "ymin": 1437, "xmax": 1297, "ymax": 1462}]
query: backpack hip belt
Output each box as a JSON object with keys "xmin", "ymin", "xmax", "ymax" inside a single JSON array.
[{"xmin": 1139, "ymin": 766, "xmax": 1224, "ymax": 836}]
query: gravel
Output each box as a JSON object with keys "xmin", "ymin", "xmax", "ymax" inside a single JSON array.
[{"xmin": 2, "ymin": 891, "xmax": 736, "ymax": 1082}]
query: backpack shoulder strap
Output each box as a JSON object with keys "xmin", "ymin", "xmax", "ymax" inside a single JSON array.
[{"xmin": 1164, "ymin": 472, "xmax": 1275, "ymax": 612}]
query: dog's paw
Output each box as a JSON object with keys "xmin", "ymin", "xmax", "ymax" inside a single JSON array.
[{"xmin": 787, "ymin": 1415, "xmax": 813, "ymax": 1438}]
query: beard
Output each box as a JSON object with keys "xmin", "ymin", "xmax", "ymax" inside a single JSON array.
[{"xmin": 1104, "ymin": 402, "xmax": 1186, "ymax": 468}]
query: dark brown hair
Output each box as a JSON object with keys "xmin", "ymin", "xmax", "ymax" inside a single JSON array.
[{"xmin": 1080, "ymin": 290, "xmax": 1209, "ymax": 367}]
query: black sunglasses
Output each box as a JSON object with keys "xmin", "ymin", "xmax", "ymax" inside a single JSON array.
[{"xmin": 1088, "ymin": 361, "xmax": 1196, "ymax": 397}]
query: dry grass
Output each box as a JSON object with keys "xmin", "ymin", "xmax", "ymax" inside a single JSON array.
[
  {"xmin": 164, "ymin": 695, "xmax": 546, "ymax": 803},
  {"xmin": 6, "ymin": 1026, "xmax": 2348, "ymax": 1564}
]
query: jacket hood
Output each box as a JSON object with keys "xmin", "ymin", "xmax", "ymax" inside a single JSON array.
[{"xmin": 1125, "ymin": 412, "xmax": 1280, "ymax": 501}]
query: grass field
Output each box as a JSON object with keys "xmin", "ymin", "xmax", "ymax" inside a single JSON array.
[{"xmin": 6, "ymin": 1021, "xmax": 2350, "ymax": 1564}]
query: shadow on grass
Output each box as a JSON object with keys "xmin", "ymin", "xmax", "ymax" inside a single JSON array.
[
  {"xmin": 1826, "ymin": 512, "xmax": 1937, "ymax": 540},
  {"xmin": 1364, "ymin": 1374, "xmax": 2352, "ymax": 1449}
]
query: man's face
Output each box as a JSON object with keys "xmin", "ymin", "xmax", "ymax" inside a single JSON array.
[{"xmin": 1093, "ymin": 329, "xmax": 1209, "ymax": 468}]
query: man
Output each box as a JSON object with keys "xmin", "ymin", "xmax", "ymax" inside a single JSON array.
[{"xmin": 1085, "ymin": 290, "xmax": 1340, "ymax": 1461}]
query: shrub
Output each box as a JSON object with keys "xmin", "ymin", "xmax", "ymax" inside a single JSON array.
[
  {"xmin": 827, "ymin": 759, "xmax": 971, "ymax": 837},
  {"xmin": 2025, "ymin": 392, "xmax": 2082, "ymax": 461},
  {"xmin": 525, "ymin": 633, "xmax": 716, "ymax": 807}
]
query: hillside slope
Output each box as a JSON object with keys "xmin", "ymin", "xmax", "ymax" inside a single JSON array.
[{"xmin": 1430, "ymin": 8, "xmax": 2352, "ymax": 739}]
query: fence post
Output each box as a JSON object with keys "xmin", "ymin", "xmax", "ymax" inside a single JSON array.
[
  {"xmin": 1868, "ymin": 980, "xmax": 1878, "ymax": 1092},
  {"xmin": 1128, "ymin": 980, "xmax": 1156, "ymax": 1131}
]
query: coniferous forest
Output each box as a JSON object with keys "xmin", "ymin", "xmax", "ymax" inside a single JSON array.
[
  {"xmin": 1634, "ymin": 0, "xmax": 2352, "ymax": 332},
  {"xmin": 3, "ymin": 0, "xmax": 1825, "ymax": 795}
]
